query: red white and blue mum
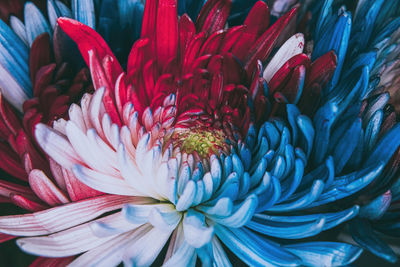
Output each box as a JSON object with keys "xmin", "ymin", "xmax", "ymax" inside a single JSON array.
[{"xmin": 0, "ymin": 0, "xmax": 400, "ymax": 266}]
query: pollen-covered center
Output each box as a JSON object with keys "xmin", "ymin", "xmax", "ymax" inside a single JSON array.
[{"xmin": 171, "ymin": 128, "xmax": 230, "ymax": 158}]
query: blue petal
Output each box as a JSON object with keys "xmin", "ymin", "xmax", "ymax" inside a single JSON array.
[
  {"xmin": 72, "ymin": 0, "xmax": 96, "ymax": 29},
  {"xmin": 209, "ymin": 194, "xmax": 258, "ymax": 228},
  {"xmin": 364, "ymin": 123, "xmax": 400, "ymax": 167},
  {"xmin": 215, "ymin": 225, "xmax": 301, "ymax": 267},
  {"xmin": 247, "ymin": 215, "xmax": 325, "ymax": 239},
  {"xmin": 284, "ymin": 241, "xmax": 363, "ymax": 266},
  {"xmin": 349, "ymin": 219, "xmax": 397, "ymax": 263}
]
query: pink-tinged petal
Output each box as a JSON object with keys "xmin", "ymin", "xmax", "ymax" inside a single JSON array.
[
  {"xmin": 71, "ymin": 164, "xmax": 140, "ymax": 196},
  {"xmin": 61, "ymin": 168, "xmax": 103, "ymax": 202},
  {"xmin": 231, "ymin": 1, "xmax": 270, "ymax": 60},
  {"xmin": 29, "ymin": 33, "xmax": 52, "ymax": 85},
  {"xmin": 115, "ymin": 73, "xmax": 127, "ymax": 116},
  {"xmin": 244, "ymin": 7, "xmax": 298, "ymax": 77},
  {"xmin": 10, "ymin": 194, "xmax": 48, "ymax": 212},
  {"xmin": 179, "ymin": 14, "xmax": 196, "ymax": 62},
  {"xmin": 0, "ymin": 233, "xmax": 15, "ymax": 243},
  {"xmin": 56, "ymin": 17, "xmax": 122, "ymax": 77},
  {"xmin": 29, "ymin": 256, "xmax": 74, "ymax": 267},
  {"xmin": 35, "ymin": 123, "xmax": 82, "ymax": 169},
  {"xmin": 17, "ymin": 222, "xmax": 119, "ymax": 258},
  {"xmin": 195, "ymin": 0, "xmax": 231, "ymax": 35},
  {"xmin": 156, "ymin": 0, "xmax": 178, "ymax": 67},
  {"xmin": 0, "ymin": 195, "xmax": 135, "ymax": 236},
  {"xmin": 68, "ymin": 230, "xmax": 140, "ymax": 267},
  {"xmin": 49, "ymin": 158, "xmax": 67, "ymax": 191},
  {"xmin": 28, "ymin": 169, "xmax": 70, "ymax": 206}
]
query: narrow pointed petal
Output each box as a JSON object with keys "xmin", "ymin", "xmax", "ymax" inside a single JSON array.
[{"xmin": 56, "ymin": 17, "xmax": 122, "ymax": 76}]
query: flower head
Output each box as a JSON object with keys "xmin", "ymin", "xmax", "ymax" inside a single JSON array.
[{"xmin": 0, "ymin": 0, "xmax": 400, "ymax": 266}]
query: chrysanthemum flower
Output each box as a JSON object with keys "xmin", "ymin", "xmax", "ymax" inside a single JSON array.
[{"xmin": 1, "ymin": 0, "xmax": 400, "ymax": 266}]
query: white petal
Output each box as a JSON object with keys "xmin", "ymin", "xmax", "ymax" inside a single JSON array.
[
  {"xmin": 263, "ymin": 33, "xmax": 305, "ymax": 82},
  {"xmin": 0, "ymin": 63, "xmax": 29, "ymax": 112},
  {"xmin": 9, "ymin": 16, "xmax": 28, "ymax": 46},
  {"xmin": 68, "ymin": 228, "xmax": 144, "ymax": 267},
  {"xmin": 72, "ymin": 164, "xmax": 140, "ymax": 196},
  {"xmin": 69, "ymin": 103, "xmax": 87, "ymax": 132},
  {"xmin": 163, "ymin": 241, "xmax": 196, "ymax": 267},
  {"xmin": 66, "ymin": 121, "xmax": 118, "ymax": 176},
  {"xmin": 183, "ymin": 210, "xmax": 214, "ymax": 248},
  {"xmin": 80, "ymin": 93, "xmax": 94, "ymax": 130},
  {"xmin": 89, "ymin": 87, "xmax": 106, "ymax": 139},
  {"xmin": 123, "ymin": 226, "xmax": 172, "ymax": 267},
  {"xmin": 35, "ymin": 123, "xmax": 81, "ymax": 169}
]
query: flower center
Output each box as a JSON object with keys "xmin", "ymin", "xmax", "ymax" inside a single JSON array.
[{"xmin": 171, "ymin": 128, "xmax": 229, "ymax": 158}]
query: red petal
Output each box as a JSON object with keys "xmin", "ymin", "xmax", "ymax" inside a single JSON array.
[
  {"xmin": 305, "ymin": 51, "xmax": 337, "ymax": 88},
  {"xmin": 0, "ymin": 233, "xmax": 15, "ymax": 243},
  {"xmin": 143, "ymin": 60, "xmax": 158, "ymax": 101},
  {"xmin": 0, "ymin": 142, "xmax": 27, "ymax": 180},
  {"xmin": 196, "ymin": 0, "xmax": 232, "ymax": 35},
  {"xmin": 183, "ymin": 32, "xmax": 206, "ymax": 73},
  {"xmin": 231, "ymin": 1, "xmax": 270, "ymax": 60},
  {"xmin": 29, "ymin": 33, "xmax": 52, "ymax": 85},
  {"xmin": 0, "ymin": 93, "xmax": 22, "ymax": 136},
  {"xmin": 156, "ymin": 0, "xmax": 178, "ymax": 67},
  {"xmin": 141, "ymin": 0, "xmax": 158, "ymax": 43},
  {"xmin": 33, "ymin": 64, "xmax": 56, "ymax": 97},
  {"xmin": 244, "ymin": 7, "xmax": 298, "ymax": 77},
  {"xmin": 57, "ymin": 18, "xmax": 122, "ymax": 78},
  {"xmin": 199, "ymin": 29, "xmax": 225, "ymax": 56},
  {"xmin": 179, "ymin": 14, "xmax": 196, "ymax": 62},
  {"xmin": 269, "ymin": 53, "xmax": 310, "ymax": 93},
  {"xmin": 88, "ymin": 50, "xmax": 122, "ymax": 126},
  {"xmin": 127, "ymin": 38, "xmax": 150, "ymax": 77},
  {"xmin": 219, "ymin": 25, "xmax": 246, "ymax": 54},
  {"xmin": 29, "ymin": 257, "xmax": 75, "ymax": 267}
]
